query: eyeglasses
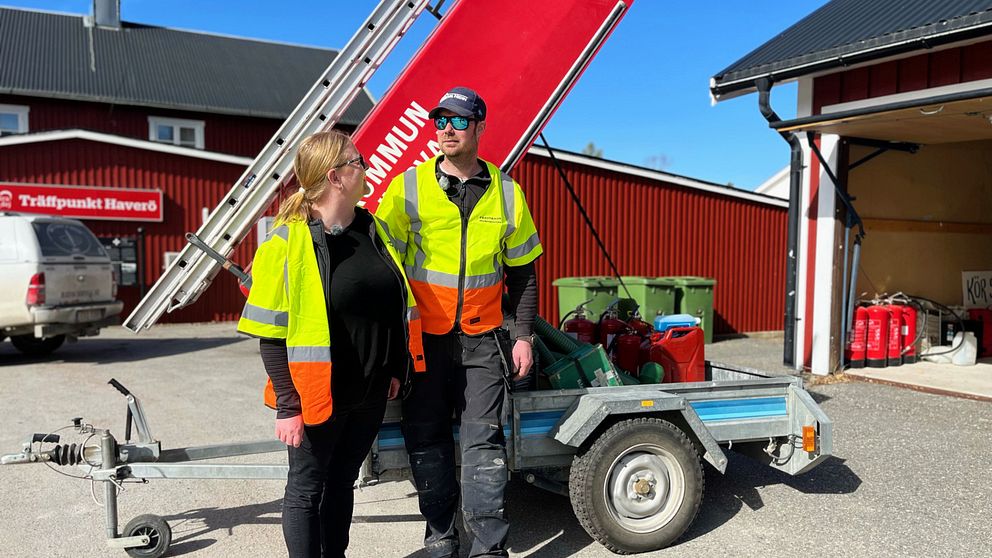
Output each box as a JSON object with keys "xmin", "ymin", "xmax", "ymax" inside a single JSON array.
[
  {"xmin": 433, "ymin": 115, "xmax": 475, "ymax": 131},
  {"xmin": 335, "ymin": 154, "xmax": 369, "ymax": 171}
]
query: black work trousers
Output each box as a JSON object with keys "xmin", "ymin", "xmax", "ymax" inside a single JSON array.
[
  {"xmin": 402, "ymin": 331, "xmax": 510, "ymax": 558},
  {"xmin": 282, "ymin": 378, "xmax": 389, "ymax": 558}
]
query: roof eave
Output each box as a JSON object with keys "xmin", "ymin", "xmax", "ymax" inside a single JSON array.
[{"xmin": 711, "ymin": 22, "xmax": 992, "ymax": 103}]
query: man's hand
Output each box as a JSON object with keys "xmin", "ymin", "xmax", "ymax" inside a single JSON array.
[
  {"xmin": 275, "ymin": 415, "xmax": 304, "ymax": 448},
  {"xmin": 511, "ymin": 338, "xmax": 533, "ymax": 381},
  {"xmin": 387, "ymin": 377, "xmax": 401, "ymax": 400}
]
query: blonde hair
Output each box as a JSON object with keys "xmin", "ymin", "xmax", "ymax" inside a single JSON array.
[{"xmin": 274, "ymin": 131, "xmax": 351, "ymax": 225}]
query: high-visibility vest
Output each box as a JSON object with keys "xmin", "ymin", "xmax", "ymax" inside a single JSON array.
[
  {"xmin": 375, "ymin": 156, "xmax": 542, "ymax": 335},
  {"xmin": 236, "ymin": 216, "xmax": 425, "ymax": 425}
]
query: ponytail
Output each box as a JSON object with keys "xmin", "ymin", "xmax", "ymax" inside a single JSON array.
[{"xmin": 274, "ymin": 131, "xmax": 351, "ymax": 225}]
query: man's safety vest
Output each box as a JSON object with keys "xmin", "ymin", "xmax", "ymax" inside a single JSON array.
[
  {"xmin": 376, "ymin": 156, "xmax": 542, "ymax": 335},
  {"xmin": 236, "ymin": 216, "xmax": 425, "ymax": 425}
]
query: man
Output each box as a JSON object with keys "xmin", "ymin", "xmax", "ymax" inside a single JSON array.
[{"xmin": 375, "ymin": 86, "xmax": 542, "ymax": 558}]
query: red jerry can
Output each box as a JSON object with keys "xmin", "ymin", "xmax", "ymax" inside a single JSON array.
[
  {"xmin": 648, "ymin": 326, "xmax": 705, "ymax": 383},
  {"xmin": 865, "ymin": 304, "xmax": 889, "ymax": 368},
  {"xmin": 886, "ymin": 304, "xmax": 903, "ymax": 367},
  {"xmin": 846, "ymin": 305, "xmax": 868, "ymax": 368}
]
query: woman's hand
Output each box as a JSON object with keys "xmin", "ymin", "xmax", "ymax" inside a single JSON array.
[
  {"xmin": 387, "ymin": 377, "xmax": 401, "ymax": 400},
  {"xmin": 275, "ymin": 415, "xmax": 304, "ymax": 447}
]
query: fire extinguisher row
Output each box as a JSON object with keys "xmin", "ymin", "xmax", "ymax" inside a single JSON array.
[
  {"xmin": 846, "ymin": 294, "xmax": 922, "ymax": 369},
  {"xmin": 561, "ymin": 300, "xmax": 705, "ymax": 383}
]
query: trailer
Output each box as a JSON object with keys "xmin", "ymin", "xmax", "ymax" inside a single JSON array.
[
  {"xmin": 2, "ymin": 361, "xmax": 830, "ymax": 556},
  {"xmin": 0, "ymin": 0, "xmax": 834, "ymax": 555}
]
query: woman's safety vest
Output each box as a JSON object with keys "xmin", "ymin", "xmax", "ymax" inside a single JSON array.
[
  {"xmin": 236, "ymin": 217, "xmax": 425, "ymax": 425},
  {"xmin": 376, "ymin": 157, "xmax": 542, "ymax": 335}
]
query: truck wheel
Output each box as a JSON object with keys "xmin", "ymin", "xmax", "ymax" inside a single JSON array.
[
  {"xmin": 10, "ymin": 334, "xmax": 65, "ymax": 356},
  {"xmin": 123, "ymin": 514, "xmax": 172, "ymax": 558},
  {"xmin": 569, "ymin": 418, "xmax": 703, "ymax": 554}
]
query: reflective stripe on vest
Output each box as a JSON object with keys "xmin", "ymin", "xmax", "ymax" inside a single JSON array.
[{"xmin": 400, "ymin": 159, "xmax": 526, "ymax": 335}]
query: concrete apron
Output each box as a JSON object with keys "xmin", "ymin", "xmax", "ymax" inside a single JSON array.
[{"xmin": 845, "ymin": 358, "xmax": 992, "ymax": 402}]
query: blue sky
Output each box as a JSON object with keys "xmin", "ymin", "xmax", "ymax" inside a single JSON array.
[{"xmin": 5, "ymin": 0, "xmax": 828, "ymax": 189}]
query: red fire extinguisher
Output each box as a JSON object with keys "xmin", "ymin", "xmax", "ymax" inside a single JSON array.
[
  {"xmin": 901, "ymin": 303, "xmax": 918, "ymax": 364},
  {"xmin": 846, "ymin": 305, "xmax": 868, "ymax": 368},
  {"xmin": 598, "ymin": 307, "xmax": 628, "ymax": 349},
  {"xmin": 626, "ymin": 309, "xmax": 652, "ymax": 336},
  {"xmin": 865, "ymin": 303, "xmax": 889, "ymax": 368},
  {"xmin": 562, "ymin": 304, "xmax": 597, "ymax": 345},
  {"xmin": 886, "ymin": 303, "xmax": 903, "ymax": 367},
  {"xmin": 614, "ymin": 332, "xmax": 643, "ymax": 375}
]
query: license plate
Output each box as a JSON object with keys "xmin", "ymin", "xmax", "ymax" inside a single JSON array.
[{"xmin": 78, "ymin": 309, "xmax": 102, "ymax": 322}]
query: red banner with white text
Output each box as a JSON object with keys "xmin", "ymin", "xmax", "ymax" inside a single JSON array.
[
  {"xmin": 352, "ymin": 0, "xmax": 633, "ymax": 212},
  {"xmin": 0, "ymin": 183, "xmax": 164, "ymax": 222}
]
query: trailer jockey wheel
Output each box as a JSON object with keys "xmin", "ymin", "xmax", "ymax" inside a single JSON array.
[
  {"xmin": 123, "ymin": 514, "xmax": 172, "ymax": 558},
  {"xmin": 569, "ymin": 418, "xmax": 703, "ymax": 553}
]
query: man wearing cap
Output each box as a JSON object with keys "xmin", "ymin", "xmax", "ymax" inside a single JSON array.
[{"xmin": 375, "ymin": 86, "xmax": 542, "ymax": 558}]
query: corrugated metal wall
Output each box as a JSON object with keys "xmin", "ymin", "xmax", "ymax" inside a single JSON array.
[
  {"xmin": 0, "ymin": 139, "xmax": 254, "ymax": 323},
  {"xmin": 514, "ymin": 154, "xmax": 786, "ymax": 334},
  {"xmin": 1, "ymin": 140, "xmax": 787, "ymax": 333}
]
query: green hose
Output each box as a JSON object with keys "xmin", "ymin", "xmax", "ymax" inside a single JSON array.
[{"xmin": 535, "ymin": 316, "xmax": 585, "ymax": 353}]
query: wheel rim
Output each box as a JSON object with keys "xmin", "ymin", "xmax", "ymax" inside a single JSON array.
[
  {"xmin": 604, "ymin": 443, "xmax": 685, "ymax": 533},
  {"xmin": 133, "ymin": 526, "xmax": 160, "ymax": 549}
]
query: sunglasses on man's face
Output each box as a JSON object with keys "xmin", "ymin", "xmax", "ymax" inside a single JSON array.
[
  {"xmin": 433, "ymin": 115, "xmax": 475, "ymax": 131},
  {"xmin": 335, "ymin": 154, "xmax": 369, "ymax": 171}
]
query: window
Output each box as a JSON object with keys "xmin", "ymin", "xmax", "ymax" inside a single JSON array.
[
  {"xmin": 0, "ymin": 104, "xmax": 29, "ymax": 136},
  {"xmin": 148, "ymin": 116, "xmax": 204, "ymax": 149}
]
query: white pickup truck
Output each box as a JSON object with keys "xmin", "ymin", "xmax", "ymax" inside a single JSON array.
[{"xmin": 0, "ymin": 212, "xmax": 123, "ymax": 355}]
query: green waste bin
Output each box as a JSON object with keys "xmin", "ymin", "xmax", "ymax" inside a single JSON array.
[
  {"xmin": 552, "ymin": 276, "xmax": 637, "ymax": 322},
  {"xmin": 671, "ymin": 276, "xmax": 717, "ymax": 344},
  {"xmin": 618, "ymin": 277, "xmax": 678, "ymax": 323}
]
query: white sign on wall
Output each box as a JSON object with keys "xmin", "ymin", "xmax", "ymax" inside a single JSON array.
[{"xmin": 962, "ymin": 271, "xmax": 992, "ymax": 309}]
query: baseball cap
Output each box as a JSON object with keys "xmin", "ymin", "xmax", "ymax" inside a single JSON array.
[{"xmin": 428, "ymin": 86, "xmax": 487, "ymax": 120}]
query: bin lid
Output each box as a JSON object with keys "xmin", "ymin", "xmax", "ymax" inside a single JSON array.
[
  {"xmin": 552, "ymin": 276, "xmax": 618, "ymax": 287},
  {"xmin": 619, "ymin": 276, "xmax": 679, "ymax": 286},
  {"xmin": 670, "ymin": 276, "xmax": 717, "ymax": 286}
]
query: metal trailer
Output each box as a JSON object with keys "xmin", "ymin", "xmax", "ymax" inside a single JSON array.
[{"xmin": 1, "ymin": 362, "xmax": 831, "ymax": 557}]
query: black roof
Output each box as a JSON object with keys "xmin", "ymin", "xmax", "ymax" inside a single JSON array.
[
  {"xmin": 0, "ymin": 7, "xmax": 373, "ymax": 122},
  {"xmin": 711, "ymin": 0, "xmax": 992, "ymax": 101}
]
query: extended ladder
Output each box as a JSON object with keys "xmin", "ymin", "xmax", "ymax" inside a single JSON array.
[{"xmin": 123, "ymin": 0, "xmax": 432, "ymax": 332}]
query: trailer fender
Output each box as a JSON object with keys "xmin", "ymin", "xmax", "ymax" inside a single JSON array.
[{"xmin": 550, "ymin": 391, "xmax": 728, "ymax": 473}]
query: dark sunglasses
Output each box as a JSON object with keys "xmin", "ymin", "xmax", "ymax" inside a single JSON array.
[
  {"xmin": 335, "ymin": 154, "xmax": 369, "ymax": 171},
  {"xmin": 433, "ymin": 115, "xmax": 475, "ymax": 131}
]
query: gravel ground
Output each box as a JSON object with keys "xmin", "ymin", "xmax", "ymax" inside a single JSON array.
[{"xmin": 1, "ymin": 324, "xmax": 989, "ymax": 557}]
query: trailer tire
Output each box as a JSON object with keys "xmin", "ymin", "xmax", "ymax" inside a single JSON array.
[
  {"xmin": 569, "ymin": 418, "xmax": 703, "ymax": 554},
  {"xmin": 123, "ymin": 514, "xmax": 171, "ymax": 558},
  {"xmin": 10, "ymin": 334, "xmax": 65, "ymax": 356}
]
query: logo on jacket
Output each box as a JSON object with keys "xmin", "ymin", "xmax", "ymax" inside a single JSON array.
[{"xmin": 477, "ymin": 215, "xmax": 501, "ymax": 224}]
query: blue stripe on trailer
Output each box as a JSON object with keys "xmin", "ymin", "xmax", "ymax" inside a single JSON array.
[
  {"xmin": 690, "ymin": 397, "xmax": 787, "ymax": 421},
  {"xmin": 518, "ymin": 410, "xmax": 565, "ymax": 437}
]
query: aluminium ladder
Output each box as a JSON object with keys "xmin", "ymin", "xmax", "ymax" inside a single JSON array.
[{"xmin": 123, "ymin": 0, "xmax": 432, "ymax": 332}]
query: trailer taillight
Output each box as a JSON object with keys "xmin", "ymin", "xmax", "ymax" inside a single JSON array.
[
  {"xmin": 26, "ymin": 273, "xmax": 45, "ymax": 306},
  {"xmin": 802, "ymin": 425, "xmax": 817, "ymax": 452}
]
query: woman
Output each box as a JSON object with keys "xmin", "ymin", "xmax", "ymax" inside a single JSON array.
[{"xmin": 237, "ymin": 131, "xmax": 425, "ymax": 558}]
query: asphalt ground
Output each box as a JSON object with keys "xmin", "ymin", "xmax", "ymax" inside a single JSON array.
[{"xmin": 1, "ymin": 324, "xmax": 989, "ymax": 557}]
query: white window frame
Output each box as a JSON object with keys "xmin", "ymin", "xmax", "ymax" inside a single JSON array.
[
  {"xmin": 0, "ymin": 104, "xmax": 29, "ymax": 135},
  {"xmin": 148, "ymin": 116, "xmax": 205, "ymax": 149}
]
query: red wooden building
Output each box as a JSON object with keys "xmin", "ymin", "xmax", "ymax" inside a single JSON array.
[
  {"xmin": 711, "ymin": 0, "xmax": 992, "ymax": 371},
  {"xmin": 1, "ymin": 4, "xmax": 787, "ymax": 336}
]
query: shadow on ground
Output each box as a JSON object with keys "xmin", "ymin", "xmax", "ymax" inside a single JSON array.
[{"xmin": 0, "ymin": 336, "xmax": 245, "ymax": 367}]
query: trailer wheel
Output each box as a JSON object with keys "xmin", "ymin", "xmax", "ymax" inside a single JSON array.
[
  {"xmin": 123, "ymin": 514, "xmax": 172, "ymax": 558},
  {"xmin": 10, "ymin": 334, "xmax": 65, "ymax": 356},
  {"xmin": 569, "ymin": 418, "xmax": 703, "ymax": 554}
]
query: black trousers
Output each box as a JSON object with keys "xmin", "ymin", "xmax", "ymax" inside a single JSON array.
[
  {"xmin": 282, "ymin": 377, "xmax": 389, "ymax": 558},
  {"xmin": 402, "ymin": 331, "xmax": 510, "ymax": 558}
]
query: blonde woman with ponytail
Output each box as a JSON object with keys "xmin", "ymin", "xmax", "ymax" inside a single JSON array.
[{"xmin": 237, "ymin": 131, "xmax": 425, "ymax": 558}]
